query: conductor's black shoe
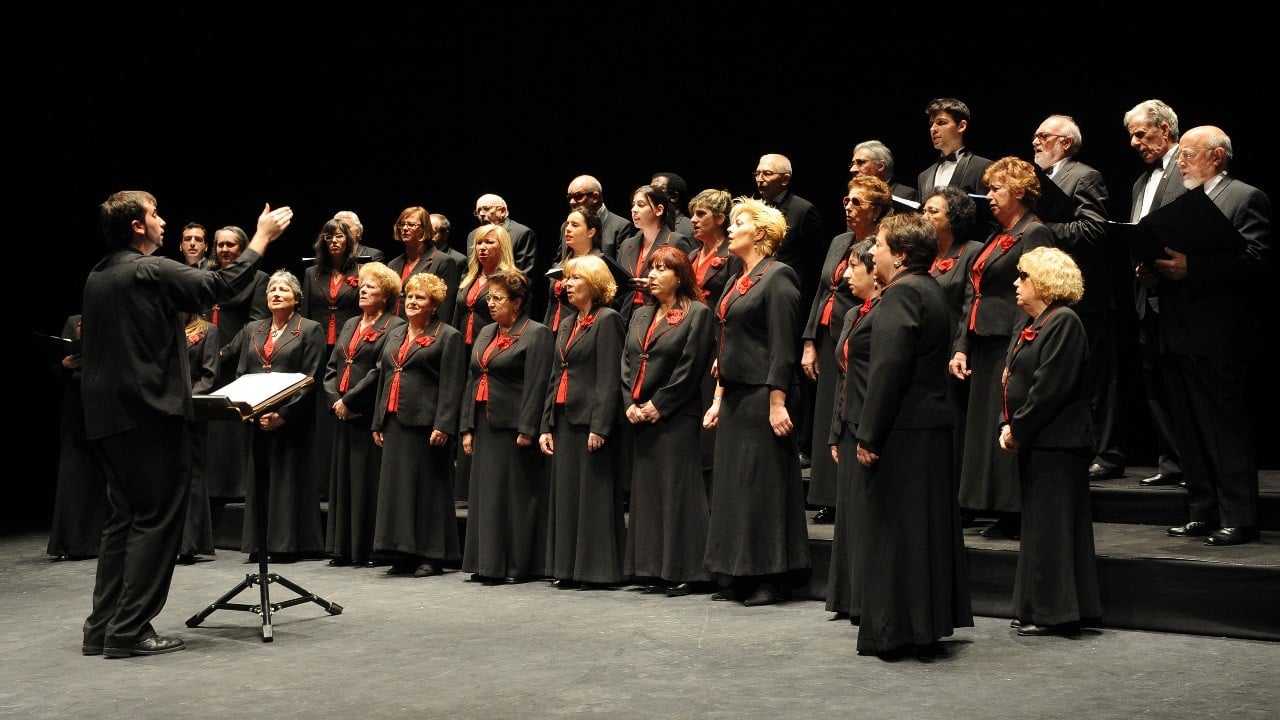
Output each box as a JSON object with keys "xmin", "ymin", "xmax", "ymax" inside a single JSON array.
[
  {"xmin": 1088, "ymin": 463, "xmax": 1124, "ymax": 481},
  {"xmin": 812, "ymin": 506, "xmax": 835, "ymax": 524},
  {"xmin": 103, "ymin": 636, "xmax": 185, "ymax": 658},
  {"xmin": 1167, "ymin": 520, "xmax": 1218, "ymax": 538},
  {"xmin": 1140, "ymin": 472, "xmax": 1183, "ymax": 487},
  {"xmin": 1205, "ymin": 527, "xmax": 1258, "ymax": 546}
]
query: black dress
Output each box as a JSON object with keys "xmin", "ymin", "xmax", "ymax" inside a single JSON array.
[
  {"xmin": 180, "ymin": 323, "xmax": 221, "ymax": 558},
  {"xmin": 47, "ymin": 314, "xmax": 106, "ymax": 559},
  {"xmin": 460, "ymin": 313, "xmax": 554, "ymax": 581},
  {"xmin": 236, "ymin": 314, "xmax": 327, "ymax": 557},
  {"xmin": 371, "ymin": 319, "xmax": 467, "ymax": 569},
  {"xmin": 621, "ymin": 301, "xmax": 716, "ymax": 585},
  {"xmin": 300, "ymin": 262, "xmax": 362, "ymax": 502},
  {"xmin": 323, "ymin": 312, "xmax": 405, "ymax": 564}
]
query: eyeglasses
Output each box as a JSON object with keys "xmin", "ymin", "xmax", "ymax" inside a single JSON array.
[
  {"xmin": 1033, "ymin": 132, "xmax": 1066, "ymax": 142},
  {"xmin": 566, "ymin": 191, "xmax": 594, "ymax": 202},
  {"xmin": 842, "ymin": 196, "xmax": 871, "ymax": 208},
  {"xmin": 398, "ymin": 221, "xmax": 422, "ymax": 230},
  {"xmin": 486, "ymin": 294, "xmax": 509, "ymax": 304},
  {"xmin": 1178, "ymin": 147, "xmax": 1207, "ymax": 162},
  {"xmin": 473, "ymin": 206, "xmax": 501, "ymax": 217},
  {"xmin": 322, "ymin": 233, "xmax": 346, "ymax": 241},
  {"xmin": 1016, "ymin": 270, "xmax": 1030, "ymax": 281},
  {"xmin": 754, "ymin": 170, "xmax": 787, "ymax": 179}
]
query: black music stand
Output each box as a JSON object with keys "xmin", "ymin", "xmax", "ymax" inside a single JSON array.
[{"xmin": 186, "ymin": 376, "xmax": 342, "ymax": 641}]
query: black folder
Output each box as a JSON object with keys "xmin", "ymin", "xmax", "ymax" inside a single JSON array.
[
  {"xmin": 1106, "ymin": 189, "xmax": 1244, "ymax": 263},
  {"xmin": 35, "ymin": 332, "xmax": 81, "ymax": 358}
]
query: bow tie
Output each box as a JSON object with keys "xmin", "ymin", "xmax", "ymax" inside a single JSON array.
[{"xmin": 939, "ymin": 152, "xmax": 959, "ymax": 163}]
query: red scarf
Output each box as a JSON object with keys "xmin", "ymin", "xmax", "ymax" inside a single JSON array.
[
  {"xmin": 967, "ymin": 234, "xmax": 1017, "ymax": 331},
  {"xmin": 475, "ymin": 317, "xmax": 529, "ymax": 402},
  {"xmin": 555, "ymin": 310, "xmax": 596, "ymax": 404},
  {"xmin": 386, "ymin": 320, "xmax": 441, "ymax": 412}
]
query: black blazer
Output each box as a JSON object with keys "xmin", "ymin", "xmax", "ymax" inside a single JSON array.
[
  {"xmin": 188, "ymin": 324, "xmax": 222, "ymax": 396},
  {"xmin": 768, "ymin": 190, "xmax": 826, "ymax": 304},
  {"xmin": 1130, "ymin": 159, "xmax": 1187, "ymax": 318},
  {"xmin": 621, "ymin": 300, "xmax": 716, "ymax": 419},
  {"xmin": 540, "ymin": 306, "xmax": 624, "ymax": 437},
  {"xmin": 1041, "ymin": 159, "xmax": 1112, "ymax": 312},
  {"xmin": 829, "ymin": 295, "xmax": 874, "ymax": 446},
  {"xmin": 468, "ymin": 219, "xmax": 538, "ymax": 278},
  {"xmin": 1003, "ymin": 304, "xmax": 1092, "ymax": 450},
  {"xmin": 370, "ymin": 319, "xmax": 466, "ymax": 435},
  {"xmin": 1157, "ymin": 178, "xmax": 1272, "ymax": 356},
  {"xmin": 803, "ymin": 231, "xmax": 859, "ymax": 343},
  {"xmin": 715, "ymin": 259, "xmax": 801, "ymax": 389},
  {"xmin": 691, "ymin": 243, "xmax": 740, "ymax": 311},
  {"xmin": 462, "ymin": 314, "xmax": 554, "ymax": 437},
  {"xmin": 614, "ymin": 228, "xmax": 694, "ymax": 325},
  {"xmin": 235, "ymin": 314, "xmax": 327, "ymax": 426},
  {"xmin": 954, "ymin": 214, "xmax": 1054, "ymax": 351},
  {"xmin": 856, "ymin": 272, "xmax": 952, "ymax": 449},
  {"xmin": 300, "ymin": 263, "xmax": 362, "ymax": 347},
  {"xmin": 452, "ymin": 274, "xmax": 495, "ymax": 348},
  {"xmin": 79, "ymin": 247, "xmax": 267, "ymax": 439},
  {"xmin": 322, "ymin": 312, "xmax": 406, "ymax": 415}
]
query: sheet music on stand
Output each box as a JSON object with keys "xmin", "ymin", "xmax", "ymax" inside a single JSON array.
[{"xmin": 193, "ymin": 372, "xmax": 313, "ymax": 422}]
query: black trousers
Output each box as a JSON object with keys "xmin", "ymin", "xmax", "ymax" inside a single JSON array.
[{"xmin": 83, "ymin": 414, "xmax": 190, "ymax": 648}]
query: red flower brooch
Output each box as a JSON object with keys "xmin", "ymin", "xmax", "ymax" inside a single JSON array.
[
  {"xmin": 1020, "ymin": 326, "xmax": 1038, "ymax": 342},
  {"xmin": 363, "ymin": 330, "xmax": 380, "ymax": 342},
  {"xmin": 415, "ymin": 335, "xmax": 434, "ymax": 348},
  {"xmin": 736, "ymin": 276, "xmax": 753, "ymax": 294},
  {"xmin": 710, "ymin": 256, "xmax": 726, "ymax": 268},
  {"xmin": 934, "ymin": 258, "xmax": 956, "ymax": 273},
  {"xmin": 666, "ymin": 308, "xmax": 686, "ymax": 325},
  {"xmin": 553, "ymin": 280, "xmax": 563, "ymax": 296},
  {"xmin": 187, "ymin": 333, "xmax": 204, "ymax": 346},
  {"xmin": 346, "ymin": 276, "xmax": 360, "ymax": 288},
  {"xmin": 578, "ymin": 314, "xmax": 596, "ymax": 330},
  {"xmin": 998, "ymin": 234, "xmax": 1017, "ymax": 252},
  {"xmin": 495, "ymin": 335, "xmax": 515, "ymax": 350},
  {"xmin": 858, "ymin": 298, "xmax": 874, "ymax": 317}
]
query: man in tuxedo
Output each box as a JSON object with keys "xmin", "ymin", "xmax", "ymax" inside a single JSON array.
[
  {"xmin": 1123, "ymin": 99, "xmax": 1186, "ymax": 488},
  {"xmin": 1031, "ymin": 114, "xmax": 1123, "ymax": 482},
  {"xmin": 333, "ymin": 210, "xmax": 385, "ymax": 263},
  {"xmin": 80, "ymin": 191, "xmax": 293, "ymax": 657},
  {"xmin": 754, "ymin": 152, "xmax": 825, "ymax": 467},
  {"xmin": 849, "ymin": 139, "xmax": 917, "ymax": 204},
  {"xmin": 563, "ymin": 174, "xmax": 635, "ymax": 260},
  {"xmin": 916, "ymin": 98, "xmax": 993, "ymax": 199},
  {"xmin": 466, "ymin": 194, "xmax": 537, "ymax": 277},
  {"xmin": 1156, "ymin": 126, "xmax": 1271, "ymax": 547}
]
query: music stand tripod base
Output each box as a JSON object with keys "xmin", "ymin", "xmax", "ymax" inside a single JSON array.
[{"xmin": 185, "ymin": 555, "xmax": 343, "ymax": 642}]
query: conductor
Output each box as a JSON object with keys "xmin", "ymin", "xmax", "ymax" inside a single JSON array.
[{"xmin": 79, "ymin": 191, "xmax": 293, "ymax": 658}]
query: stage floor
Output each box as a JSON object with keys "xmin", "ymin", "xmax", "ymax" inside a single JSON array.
[{"xmin": 2, "ymin": 532, "xmax": 1277, "ymax": 720}]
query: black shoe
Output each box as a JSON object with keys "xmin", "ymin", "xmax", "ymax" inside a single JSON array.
[
  {"xmin": 742, "ymin": 583, "xmax": 780, "ymax": 607},
  {"xmin": 551, "ymin": 578, "xmax": 581, "ymax": 589},
  {"xmin": 82, "ymin": 641, "xmax": 103, "ymax": 656},
  {"xmin": 103, "ymin": 636, "xmax": 185, "ymax": 658},
  {"xmin": 710, "ymin": 588, "xmax": 738, "ymax": 602},
  {"xmin": 1016, "ymin": 623, "xmax": 1054, "ymax": 637},
  {"xmin": 1010, "ymin": 619, "xmax": 1022, "ymax": 628},
  {"xmin": 798, "ymin": 452, "xmax": 811, "ymax": 469},
  {"xmin": 176, "ymin": 554, "xmax": 197, "ymax": 565},
  {"xmin": 981, "ymin": 520, "xmax": 1020, "ymax": 541},
  {"xmin": 386, "ymin": 563, "xmax": 416, "ymax": 576},
  {"xmin": 812, "ymin": 506, "xmax": 835, "ymax": 524},
  {"xmin": 413, "ymin": 563, "xmax": 443, "ymax": 577},
  {"xmin": 1088, "ymin": 463, "xmax": 1124, "ymax": 481},
  {"xmin": 1205, "ymin": 527, "xmax": 1258, "ymax": 546},
  {"xmin": 327, "ymin": 556, "xmax": 351, "ymax": 567},
  {"xmin": 1140, "ymin": 472, "xmax": 1184, "ymax": 487},
  {"xmin": 665, "ymin": 583, "xmax": 694, "ymax": 597},
  {"xmin": 1168, "ymin": 520, "xmax": 1218, "ymax": 538}
]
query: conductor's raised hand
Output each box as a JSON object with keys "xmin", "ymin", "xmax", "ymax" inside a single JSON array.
[{"xmin": 247, "ymin": 203, "xmax": 295, "ymax": 256}]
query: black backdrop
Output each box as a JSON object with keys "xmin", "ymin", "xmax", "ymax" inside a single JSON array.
[{"xmin": 12, "ymin": 6, "xmax": 1274, "ymax": 532}]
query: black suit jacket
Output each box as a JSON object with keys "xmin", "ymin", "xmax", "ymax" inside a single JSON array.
[
  {"xmin": 917, "ymin": 150, "xmax": 993, "ymax": 198},
  {"xmin": 1158, "ymin": 178, "xmax": 1272, "ymax": 356},
  {"xmin": 540, "ymin": 307, "xmax": 624, "ymax": 436},
  {"xmin": 370, "ymin": 320, "xmax": 466, "ymax": 434},
  {"xmin": 716, "ymin": 259, "xmax": 801, "ymax": 389},
  {"xmin": 80, "ymin": 247, "xmax": 267, "ymax": 439},
  {"xmin": 621, "ymin": 301, "xmax": 716, "ymax": 419},
  {"xmin": 322, "ymin": 312, "xmax": 406, "ymax": 415},
  {"xmin": 803, "ymin": 231, "xmax": 859, "ymax": 343},
  {"xmin": 1130, "ymin": 160, "xmax": 1187, "ymax": 318},
  {"xmin": 614, "ymin": 229, "xmax": 694, "ymax": 325},
  {"xmin": 1003, "ymin": 304, "xmax": 1092, "ymax": 450},
  {"xmin": 955, "ymin": 214, "xmax": 1054, "ymax": 351},
  {"xmin": 766, "ymin": 190, "xmax": 826, "ymax": 304},
  {"xmin": 235, "ymin": 314, "xmax": 327, "ymax": 426},
  {"xmin": 1041, "ymin": 159, "xmax": 1113, "ymax": 312},
  {"xmin": 462, "ymin": 314, "xmax": 554, "ymax": 437}
]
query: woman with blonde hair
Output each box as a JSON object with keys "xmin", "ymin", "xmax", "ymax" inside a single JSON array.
[
  {"xmin": 1000, "ymin": 246, "xmax": 1101, "ymax": 637},
  {"xmin": 371, "ymin": 272, "xmax": 467, "ymax": 578},
  {"xmin": 701, "ymin": 198, "xmax": 810, "ymax": 607},
  {"xmin": 322, "ymin": 262, "xmax": 405, "ymax": 568},
  {"xmin": 538, "ymin": 255, "xmax": 626, "ymax": 589}
]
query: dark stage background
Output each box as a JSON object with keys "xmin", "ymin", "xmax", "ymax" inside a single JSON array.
[{"xmin": 12, "ymin": 6, "xmax": 1275, "ymax": 532}]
